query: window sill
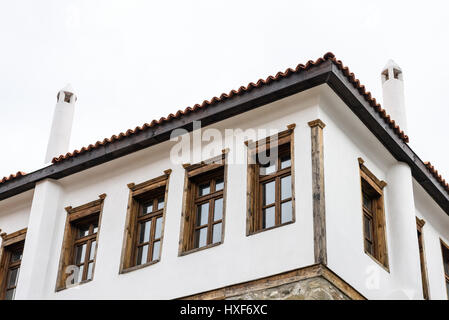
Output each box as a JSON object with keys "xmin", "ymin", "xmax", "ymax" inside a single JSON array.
[
  {"xmin": 120, "ymin": 259, "xmax": 160, "ymax": 274},
  {"xmin": 56, "ymin": 278, "xmax": 93, "ymax": 293},
  {"xmin": 247, "ymin": 220, "xmax": 295, "ymax": 237},
  {"xmin": 179, "ymin": 241, "xmax": 222, "ymax": 257},
  {"xmin": 364, "ymin": 250, "xmax": 390, "ymax": 273}
]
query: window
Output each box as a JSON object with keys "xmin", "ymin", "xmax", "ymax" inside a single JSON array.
[
  {"xmin": 246, "ymin": 126, "xmax": 295, "ymax": 235},
  {"xmin": 120, "ymin": 170, "xmax": 170, "ymax": 273},
  {"xmin": 416, "ymin": 218, "xmax": 429, "ymax": 300},
  {"xmin": 0, "ymin": 228, "xmax": 26, "ymax": 300},
  {"xmin": 179, "ymin": 153, "xmax": 227, "ymax": 254},
  {"xmin": 441, "ymin": 240, "xmax": 449, "ymax": 299},
  {"xmin": 56, "ymin": 194, "xmax": 105, "ymax": 291},
  {"xmin": 358, "ymin": 158, "xmax": 388, "ymax": 269},
  {"xmin": 72, "ymin": 217, "xmax": 98, "ymax": 284}
]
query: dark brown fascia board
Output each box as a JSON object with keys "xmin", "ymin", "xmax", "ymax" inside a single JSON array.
[
  {"xmin": 327, "ymin": 64, "xmax": 448, "ymax": 213},
  {"xmin": 0, "ymin": 60, "xmax": 448, "ymax": 216}
]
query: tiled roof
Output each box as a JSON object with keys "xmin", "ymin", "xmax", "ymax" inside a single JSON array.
[
  {"xmin": 2, "ymin": 53, "xmax": 447, "ymax": 195},
  {"xmin": 424, "ymin": 162, "xmax": 449, "ymax": 193},
  {"xmin": 50, "ymin": 52, "xmax": 408, "ymax": 166},
  {"xmin": 1, "ymin": 171, "xmax": 26, "ymax": 184}
]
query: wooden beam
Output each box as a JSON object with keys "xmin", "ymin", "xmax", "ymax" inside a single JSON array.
[
  {"xmin": 0, "ymin": 59, "xmax": 447, "ymax": 218},
  {"xmin": 308, "ymin": 119, "xmax": 327, "ymax": 265},
  {"xmin": 178, "ymin": 263, "xmax": 365, "ymax": 300}
]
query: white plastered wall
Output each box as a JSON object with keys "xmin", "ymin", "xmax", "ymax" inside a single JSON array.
[
  {"xmin": 0, "ymin": 190, "xmax": 33, "ymax": 241},
  {"xmin": 25, "ymin": 87, "xmax": 322, "ymax": 299},
  {"xmin": 414, "ymin": 180, "xmax": 449, "ymax": 300},
  {"xmin": 319, "ymin": 87, "xmax": 449, "ymax": 299}
]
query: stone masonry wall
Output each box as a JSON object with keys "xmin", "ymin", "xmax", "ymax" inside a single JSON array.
[{"xmin": 226, "ymin": 276, "xmax": 349, "ymax": 300}]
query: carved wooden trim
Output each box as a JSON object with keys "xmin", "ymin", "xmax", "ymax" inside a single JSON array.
[
  {"xmin": 358, "ymin": 159, "xmax": 389, "ymax": 270},
  {"xmin": 0, "ymin": 228, "xmax": 27, "ymax": 300},
  {"xmin": 55, "ymin": 194, "xmax": 106, "ymax": 291},
  {"xmin": 308, "ymin": 119, "xmax": 327, "ymax": 265},
  {"xmin": 245, "ymin": 127, "xmax": 295, "ymax": 236},
  {"xmin": 178, "ymin": 153, "xmax": 228, "ymax": 255},
  {"xmin": 358, "ymin": 157, "xmax": 387, "ymax": 191},
  {"xmin": 178, "ymin": 263, "xmax": 365, "ymax": 300},
  {"xmin": 416, "ymin": 217, "xmax": 430, "ymax": 299},
  {"xmin": 440, "ymin": 239, "xmax": 449, "ymax": 300},
  {"xmin": 416, "ymin": 217, "xmax": 426, "ymax": 230},
  {"xmin": 120, "ymin": 171, "xmax": 171, "ymax": 273}
]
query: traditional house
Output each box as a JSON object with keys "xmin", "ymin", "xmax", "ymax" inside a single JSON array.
[{"xmin": 0, "ymin": 53, "xmax": 448, "ymax": 300}]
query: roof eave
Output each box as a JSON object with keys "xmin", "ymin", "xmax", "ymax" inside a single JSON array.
[{"xmin": 1, "ymin": 60, "xmax": 448, "ymax": 216}]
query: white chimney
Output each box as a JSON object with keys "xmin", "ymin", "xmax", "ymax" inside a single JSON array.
[
  {"xmin": 44, "ymin": 84, "xmax": 76, "ymax": 163},
  {"xmin": 381, "ymin": 60, "xmax": 407, "ymax": 132}
]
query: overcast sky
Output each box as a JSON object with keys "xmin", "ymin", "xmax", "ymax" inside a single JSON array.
[{"xmin": 0, "ymin": 0, "xmax": 448, "ymax": 182}]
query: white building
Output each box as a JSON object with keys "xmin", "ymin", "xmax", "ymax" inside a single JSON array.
[{"xmin": 0, "ymin": 52, "xmax": 448, "ymax": 300}]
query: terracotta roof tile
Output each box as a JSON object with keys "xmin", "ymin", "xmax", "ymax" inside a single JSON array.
[
  {"xmin": 0, "ymin": 171, "xmax": 26, "ymax": 184},
  {"xmin": 424, "ymin": 162, "xmax": 449, "ymax": 193},
  {"xmin": 3, "ymin": 53, "xmax": 446, "ymax": 195},
  {"xmin": 51, "ymin": 53, "xmax": 409, "ymax": 166}
]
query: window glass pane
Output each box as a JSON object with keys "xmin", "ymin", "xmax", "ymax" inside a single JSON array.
[
  {"xmin": 259, "ymin": 162, "xmax": 276, "ymax": 176},
  {"xmin": 212, "ymin": 223, "xmax": 222, "ymax": 244},
  {"xmin": 442, "ymin": 246, "xmax": 449, "ymax": 275},
  {"xmin": 7, "ymin": 268, "xmax": 19, "ymax": 287},
  {"xmin": 281, "ymin": 175, "xmax": 292, "ymax": 200},
  {"xmin": 263, "ymin": 181, "xmax": 275, "ymax": 206},
  {"xmin": 77, "ymin": 225, "xmax": 90, "ymax": 238},
  {"xmin": 10, "ymin": 250, "xmax": 22, "ymax": 263},
  {"xmin": 75, "ymin": 244, "xmax": 87, "ymax": 264},
  {"xmin": 198, "ymin": 183, "xmax": 210, "ymax": 196},
  {"xmin": 87, "ymin": 262, "xmax": 94, "ymax": 281},
  {"xmin": 365, "ymin": 240, "xmax": 373, "ymax": 255},
  {"xmin": 213, "ymin": 198, "xmax": 223, "ymax": 221},
  {"xmin": 364, "ymin": 215, "xmax": 373, "ymax": 241},
  {"xmin": 157, "ymin": 197, "xmax": 165, "ymax": 210},
  {"xmin": 363, "ymin": 193, "xmax": 372, "ymax": 211},
  {"xmin": 263, "ymin": 207, "xmax": 275, "ymax": 229},
  {"xmin": 154, "ymin": 217, "xmax": 163, "ymax": 239},
  {"xmin": 93, "ymin": 224, "xmax": 98, "ymax": 234},
  {"xmin": 281, "ymin": 201, "xmax": 292, "ymax": 224},
  {"xmin": 152, "ymin": 241, "xmax": 161, "ymax": 261},
  {"xmin": 144, "ymin": 203, "xmax": 153, "ymax": 215},
  {"xmin": 139, "ymin": 221, "xmax": 151, "ymax": 243},
  {"xmin": 215, "ymin": 178, "xmax": 224, "ymax": 191},
  {"xmin": 136, "ymin": 245, "xmax": 149, "ymax": 265},
  {"xmin": 196, "ymin": 203, "xmax": 209, "ymax": 226},
  {"xmin": 89, "ymin": 241, "xmax": 96, "ymax": 260},
  {"xmin": 194, "ymin": 227, "xmax": 208, "ymax": 248},
  {"xmin": 5, "ymin": 289, "xmax": 15, "ymax": 300},
  {"xmin": 280, "ymin": 154, "xmax": 291, "ymax": 169},
  {"xmin": 76, "ymin": 265, "xmax": 84, "ymax": 283}
]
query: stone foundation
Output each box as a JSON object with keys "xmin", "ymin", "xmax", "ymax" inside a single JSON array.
[
  {"xmin": 180, "ymin": 264, "xmax": 364, "ymax": 300},
  {"xmin": 226, "ymin": 276, "xmax": 349, "ymax": 300}
]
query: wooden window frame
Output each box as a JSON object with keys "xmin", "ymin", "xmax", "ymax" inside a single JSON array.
[
  {"xmin": 55, "ymin": 194, "xmax": 106, "ymax": 291},
  {"xmin": 0, "ymin": 228, "xmax": 26, "ymax": 300},
  {"xmin": 246, "ymin": 125, "xmax": 296, "ymax": 236},
  {"xmin": 416, "ymin": 217, "xmax": 430, "ymax": 300},
  {"xmin": 179, "ymin": 152, "xmax": 228, "ymax": 256},
  {"xmin": 440, "ymin": 239, "xmax": 449, "ymax": 300},
  {"xmin": 119, "ymin": 170, "xmax": 171, "ymax": 274},
  {"xmin": 358, "ymin": 158, "xmax": 389, "ymax": 271}
]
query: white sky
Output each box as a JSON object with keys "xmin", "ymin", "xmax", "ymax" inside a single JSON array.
[{"xmin": 0, "ymin": 0, "xmax": 448, "ymax": 182}]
